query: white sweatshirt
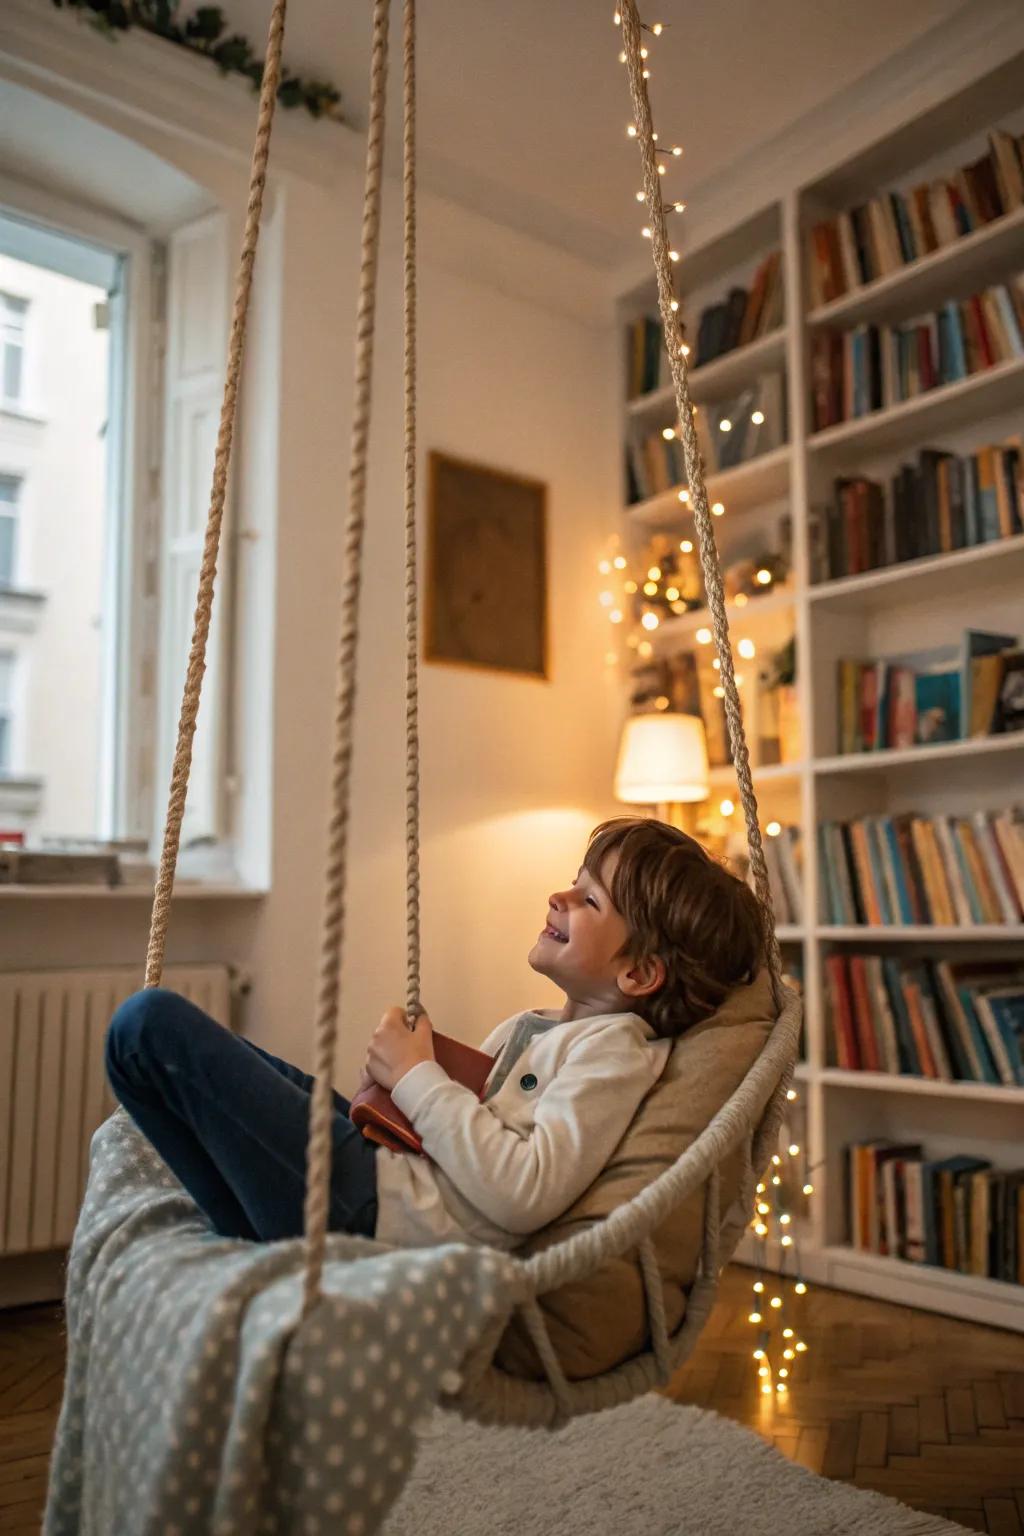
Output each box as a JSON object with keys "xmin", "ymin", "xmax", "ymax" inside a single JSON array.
[{"xmin": 372, "ymin": 1007, "xmax": 671, "ymax": 1250}]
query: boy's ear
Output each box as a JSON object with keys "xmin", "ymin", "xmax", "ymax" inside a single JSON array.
[{"xmin": 617, "ymin": 952, "xmax": 666, "ymax": 1000}]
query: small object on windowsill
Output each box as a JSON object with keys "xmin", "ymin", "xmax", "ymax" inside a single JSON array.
[{"xmin": 0, "ymin": 848, "xmax": 121, "ymax": 886}]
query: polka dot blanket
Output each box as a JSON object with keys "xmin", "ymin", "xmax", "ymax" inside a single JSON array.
[{"xmin": 44, "ymin": 1111, "xmax": 521, "ymax": 1536}]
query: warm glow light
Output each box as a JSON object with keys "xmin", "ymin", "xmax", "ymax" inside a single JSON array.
[
  {"xmin": 751, "ymin": 409, "xmax": 765, "ymax": 425},
  {"xmin": 761, "ymin": 1384, "xmax": 772, "ymax": 1396},
  {"xmin": 614, "ymin": 711, "xmax": 710, "ymax": 805},
  {"xmin": 795, "ymin": 1341, "xmax": 808, "ymax": 1352},
  {"xmin": 696, "ymin": 627, "xmax": 712, "ymax": 645},
  {"xmin": 756, "ymin": 568, "xmax": 773, "ymax": 585},
  {"xmin": 660, "ymin": 166, "xmax": 668, "ymax": 178},
  {"xmin": 644, "ymin": 581, "xmax": 658, "ymax": 597},
  {"xmin": 756, "ymin": 1184, "xmax": 765, "ymax": 1195},
  {"xmin": 662, "ymin": 427, "xmax": 675, "ymax": 441},
  {"xmin": 637, "ymin": 640, "xmax": 653, "ymax": 660},
  {"xmin": 748, "ymin": 1312, "xmax": 762, "ymax": 1324},
  {"xmin": 598, "ymin": 559, "xmax": 611, "ymax": 574},
  {"xmin": 669, "ymin": 250, "xmax": 680, "ymax": 262},
  {"xmin": 671, "ymin": 201, "xmax": 687, "ymax": 213},
  {"xmin": 655, "ymin": 695, "xmax": 670, "ymax": 711},
  {"xmin": 752, "ymin": 1349, "xmax": 765, "ymax": 1361},
  {"xmin": 680, "ymin": 539, "xmax": 693, "ymax": 552},
  {"xmin": 766, "ymin": 820, "xmax": 782, "ymax": 837},
  {"xmin": 788, "ymin": 1144, "xmax": 800, "ymax": 1157},
  {"xmin": 721, "ymin": 799, "xmax": 736, "ymax": 817},
  {"xmin": 738, "ymin": 638, "xmax": 756, "ymax": 660},
  {"xmin": 713, "ymin": 685, "xmax": 725, "ymax": 699},
  {"xmin": 753, "ymin": 1281, "xmax": 765, "ymax": 1294},
  {"xmin": 772, "ymin": 1175, "xmax": 781, "ymax": 1186},
  {"xmin": 770, "ymin": 1296, "xmax": 782, "ymax": 1310},
  {"xmin": 642, "ymin": 226, "xmax": 653, "ymax": 239},
  {"xmin": 778, "ymin": 1368, "xmax": 788, "ymax": 1379},
  {"xmin": 734, "ymin": 592, "xmax": 748, "ymax": 607},
  {"xmin": 665, "ymin": 586, "xmax": 679, "ymax": 601},
  {"xmin": 781, "ymin": 1234, "xmax": 793, "ymax": 1247},
  {"xmin": 680, "ymin": 343, "xmax": 690, "ymax": 356},
  {"xmin": 754, "ymin": 1222, "xmax": 768, "ymax": 1236},
  {"xmin": 599, "ymin": 591, "xmax": 614, "ymax": 607},
  {"xmin": 711, "ymin": 501, "xmax": 725, "ymax": 516},
  {"xmin": 783, "ymin": 1348, "xmax": 795, "ymax": 1360},
  {"xmin": 613, "ymin": 556, "xmax": 627, "ymax": 570},
  {"xmin": 787, "ymin": 1088, "xmax": 798, "ymax": 1101},
  {"xmin": 772, "ymin": 1155, "xmax": 781, "ymax": 1166},
  {"xmin": 677, "ymin": 490, "xmax": 690, "ymax": 504},
  {"xmin": 648, "ymin": 566, "xmax": 662, "ymax": 581},
  {"xmin": 712, "ymin": 658, "xmax": 720, "ymax": 670},
  {"xmin": 803, "ymin": 1183, "xmax": 814, "ymax": 1196},
  {"xmin": 782, "ymin": 1328, "xmax": 793, "ymax": 1339},
  {"xmin": 756, "ymin": 1200, "xmax": 769, "ymax": 1215},
  {"xmin": 780, "ymin": 1213, "xmax": 791, "ymax": 1225},
  {"xmin": 795, "ymin": 1283, "xmax": 807, "ymax": 1297},
  {"xmin": 671, "ymin": 601, "xmax": 686, "ymax": 614},
  {"xmin": 758, "ymin": 1366, "xmax": 769, "ymax": 1378},
  {"xmin": 641, "ymin": 611, "xmax": 659, "ymax": 631},
  {"xmin": 719, "ymin": 418, "xmax": 732, "ymax": 433},
  {"xmin": 625, "ymin": 580, "xmax": 638, "ymax": 594},
  {"xmin": 627, "ymin": 124, "xmax": 637, "ymax": 138}
]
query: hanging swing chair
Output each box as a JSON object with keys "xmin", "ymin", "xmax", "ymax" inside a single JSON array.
[{"xmin": 45, "ymin": 0, "xmax": 801, "ymax": 1528}]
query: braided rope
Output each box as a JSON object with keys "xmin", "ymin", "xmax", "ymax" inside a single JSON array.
[
  {"xmin": 144, "ymin": 0, "xmax": 287, "ymax": 989},
  {"xmin": 301, "ymin": 0, "xmax": 392, "ymax": 1315},
  {"xmin": 403, "ymin": 0, "xmax": 422, "ymax": 1023},
  {"xmin": 618, "ymin": 0, "xmax": 782, "ymax": 996},
  {"xmin": 638, "ymin": 1236, "xmax": 672, "ymax": 1378}
]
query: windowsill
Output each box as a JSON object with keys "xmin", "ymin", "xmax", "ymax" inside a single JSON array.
[
  {"xmin": 0, "ymin": 403, "xmax": 47, "ymax": 427},
  {"xmin": 0, "ymin": 879, "xmax": 268, "ymax": 900}
]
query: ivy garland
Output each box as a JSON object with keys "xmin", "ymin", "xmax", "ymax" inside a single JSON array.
[{"xmin": 51, "ymin": 0, "xmax": 344, "ymax": 122}]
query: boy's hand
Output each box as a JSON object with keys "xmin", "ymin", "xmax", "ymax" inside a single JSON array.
[{"xmin": 366, "ymin": 1008, "xmax": 435, "ymax": 1091}]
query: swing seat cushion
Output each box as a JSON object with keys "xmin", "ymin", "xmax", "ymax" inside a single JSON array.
[{"xmin": 494, "ymin": 968, "xmax": 778, "ymax": 1382}]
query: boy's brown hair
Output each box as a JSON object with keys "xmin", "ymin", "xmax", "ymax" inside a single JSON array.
[{"xmin": 585, "ymin": 817, "xmax": 765, "ymax": 1039}]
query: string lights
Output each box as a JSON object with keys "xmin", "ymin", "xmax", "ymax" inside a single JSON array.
[{"xmin": 614, "ymin": 0, "xmax": 813, "ymax": 1408}]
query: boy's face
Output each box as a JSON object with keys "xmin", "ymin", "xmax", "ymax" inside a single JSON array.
[{"xmin": 529, "ymin": 849, "xmax": 664, "ymax": 1014}]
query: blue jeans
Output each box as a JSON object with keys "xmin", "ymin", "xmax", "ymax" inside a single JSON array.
[{"xmin": 105, "ymin": 988, "xmax": 379, "ymax": 1242}]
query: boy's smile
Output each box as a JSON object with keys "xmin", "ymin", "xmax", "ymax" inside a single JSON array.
[{"xmin": 529, "ymin": 851, "xmax": 665, "ymax": 1021}]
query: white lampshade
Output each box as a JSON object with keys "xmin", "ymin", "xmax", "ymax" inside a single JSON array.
[{"xmin": 614, "ymin": 712, "xmax": 709, "ymax": 805}]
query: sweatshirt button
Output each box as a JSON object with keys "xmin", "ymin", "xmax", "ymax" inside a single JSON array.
[{"xmin": 519, "ymin": 1073, "xmax": 538, "ymax": 1091}]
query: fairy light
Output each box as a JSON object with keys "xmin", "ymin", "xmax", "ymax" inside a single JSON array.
[
  {"xmin": 712, "ymin": 658, "xmax": 721, "ymax": 671},
  {"xmin": 719, "ymin": 418, "xmax": 732, "ymax": 433},
  {"xmin": 661, "ymin": 426, "xmax": 675, "ymax": 441},
  {"xmin": 677, "ymin": 489, "xmax": 690, "ymax": 504},
  {"xmin": 767, "ymin": 820, "xmax": 783, "ymax": 838},
  {"xmin": 598, "ymin": 559, "xmax": 612, "ymax": 575},
  {"xmin": 647, "ymin": 565, "xmax": 662, "ymax": 580},
  {"xmin": 613, "ymin": 556, "xmax": 627, "ymax": 570},
  {"xmin": 695, "ymin": 627, "xmax": 712, "ymax": 645},
  {"xmin": 599, "ymin": 591, "xmax": 615, "ymax": 607},
  {"xmin": 680, "ymin": 538, "xmax": 693, "ymax": 552},
  {"xmin": 711, "ymin": 501, "xmax": 725, "ymax": 516},
  {"xmin": 609, "ymin": 609, "xmax": 623, "ymax": 625},
  {"xmin": 751, "ymin": 409, "xmax": 765, "ymax": 425},
  {"xmin": 756, "ymin": 568, "xmax": 773, "ymax": 585},
  {"xmin": 641, "ymin": 611, "xmax": 659, "ymax": 631},
  {"xmin": 665, "ymin": 586, "xmax": 679, "ymax": 601},
  {"xmin": 721, "ymin": 799, "xmax": 736, "ymax": 817},
  {"xmin": 655, "ymin": 695, "xmax": 669, "ymax": 711},
  {"xmin": 643, "ymin": 581, "xmax": 658, "ymax": 596},
  {"xmin": 637, "ymin": 639, "xmax": 653, "ymax": 659},
  {"xmin": 737, "ymin": 637, "xmax": 756, "ymax": 660},
  {"xmin": 624, "ymin": 579, "xmax": 638, "ymax": 594}
]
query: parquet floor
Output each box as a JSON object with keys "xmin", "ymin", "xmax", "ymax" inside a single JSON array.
[
  {"xmin": 668, "ymin": 1266, "xmax": 1024, "ymax": 1533},
  {"xmin": 0, "ymin": 1265, "xmax": 1022, "ymax": 1532}
]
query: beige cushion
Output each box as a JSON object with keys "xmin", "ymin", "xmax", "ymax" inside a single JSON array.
[{"xmin": 495, "ymin": 969, "xmax": 778, "ymax": 1382}]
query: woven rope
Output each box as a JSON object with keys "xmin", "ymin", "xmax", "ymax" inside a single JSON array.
[
  {"xmin": 403, "ymin": 0, "xmax": 422, "ymax": 1023},
  {"xmin": 619, "ymin": 0, "xmax": 782, "ymax": 996},
  {"xmin": 301, "ymin": 0, "xmax": 392, "ymax": 1315},
  {"xmin": 144, "ymin": 0, "xmax": 287, "ymax": 989},
  {"xmin": 638, "ymin": 1236, "xmax": 672, "ymax": 1379}
]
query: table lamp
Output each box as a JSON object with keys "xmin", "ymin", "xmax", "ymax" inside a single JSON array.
[{"xmin": 613, "ymin": 711, "xmax": 710, "ymax": 833}]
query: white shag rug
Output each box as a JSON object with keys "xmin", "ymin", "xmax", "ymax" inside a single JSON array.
[{"xmin": 383, "ymin": 1394, "xmax": 969, "ymax": 1536}]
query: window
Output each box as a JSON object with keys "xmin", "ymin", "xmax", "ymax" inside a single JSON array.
[
  {"xmin": 0, "ymin": 474, "xmax": 19, "ymax": 588},
  {"xmin": 1, "ymin": 292, "xmax": 27, "ymax": 406},
  {"xmin": 0, "ymin": 651, "xmax": 13, "ymax": 772}
]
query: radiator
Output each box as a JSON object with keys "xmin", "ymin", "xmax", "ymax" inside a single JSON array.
[{"xmin": 0, "ymin": 964, "xmax": 233, "ymax": 1257}]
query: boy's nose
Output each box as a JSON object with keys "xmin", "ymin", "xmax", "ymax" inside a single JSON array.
[{"xmin": 549, "ymin": 889, "xmax": 569, "ymax": 911}]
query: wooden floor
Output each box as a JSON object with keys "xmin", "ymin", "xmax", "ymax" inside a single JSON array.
[{"xmin": 1, "ymin": 1265, "xmax": 1023, "ymax": 1532}]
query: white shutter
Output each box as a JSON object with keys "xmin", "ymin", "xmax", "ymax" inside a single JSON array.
[{"xmin": 157, "ymin": 211, "xmax": 230, "ymax": 848}]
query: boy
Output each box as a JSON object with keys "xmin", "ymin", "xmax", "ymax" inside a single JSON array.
[{"xmin": 106, "ymin": 818, "xmax": 764, "ymax": 1252}]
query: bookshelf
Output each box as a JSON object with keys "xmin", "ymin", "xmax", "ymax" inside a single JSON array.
[{"xmin": 615, "ymin": 46, "xmax": 1024, "ymax": 1332}]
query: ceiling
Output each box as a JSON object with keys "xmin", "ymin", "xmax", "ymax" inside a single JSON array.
[{"xmin": 226, "ymin": 0, "xmax": 967, "ymax": 268}]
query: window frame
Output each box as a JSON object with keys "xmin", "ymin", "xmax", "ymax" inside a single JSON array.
[
  {"xmin": 0, "ymin": 472, "xmax": 19, "ymax": 589},
  {"xmin": 0, "ymin": 292, "xmax": 28, "ymax": 409},
  {"xmin": 0, "ymin": 173, "xmax": 158, "ymax": 844}
]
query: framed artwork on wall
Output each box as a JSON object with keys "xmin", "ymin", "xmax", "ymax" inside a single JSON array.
[{"xmin": 425, "ymin": 451, "xmax": 548, "ymax": 680}]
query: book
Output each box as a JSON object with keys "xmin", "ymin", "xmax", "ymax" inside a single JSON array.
[{"xmin": 349, "ymin": 1032, "xmax": 496, "ymax": 1155}]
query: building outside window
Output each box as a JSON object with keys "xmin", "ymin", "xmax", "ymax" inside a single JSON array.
[{"xmin": 1, "ymin": 292, "xmax": 28, "ymax": 407}]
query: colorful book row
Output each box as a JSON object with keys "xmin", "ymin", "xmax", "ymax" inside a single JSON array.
[
  {"xmin": 846, "ymin": 1141, "xmax": 1023, "ymax": 1285},
  {"xmin": 625, "ymin": 251, "xmax": 783, "ymax": 399},
  {"xmin": 810, "ymin": 277, "xmax": 1024, "ymax": 433},
  {"xmin": 807, "ymin": 128, "xmax": 1024, "ymax": 308},
  {"xmin": 761, "ymin": 826, "xmax": 803, "ymax": 928},
  {"xmin": 815, "ymin": 441, "xmax": 1024, "ymax": 581},
  {"xmin": 826, "ymin": 953, "xmax": 1024, "ymax": 1086},
  {"xmin": 818, "ymin": 810, "xmax": 1024, "ymax": 929},
  {"xmin": 836, "ymin": 629, "xmax": 1023, "ymax": 753}
]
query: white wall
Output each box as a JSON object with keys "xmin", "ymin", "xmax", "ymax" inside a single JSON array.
[{"xmin": 244, "ymin": 170, "xmax": 624, "ymax": 1077}]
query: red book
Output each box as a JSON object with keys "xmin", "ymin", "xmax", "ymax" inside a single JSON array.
[
  {"xmin": 849, "ymin": 956, "xmax": 882, "ymax": 1071},
  {"xmin": 826, "ymin": 954, "xmax": 860, "ymax": 1070},
  {"xmin": 350, "ymin": 1032, "xmax": 496, "ymax": 1155}
]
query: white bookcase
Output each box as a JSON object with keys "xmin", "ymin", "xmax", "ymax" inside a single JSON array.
[{"xmin": 615, "ymin": 46, "xmax": 1024, "ymax": 1333}]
